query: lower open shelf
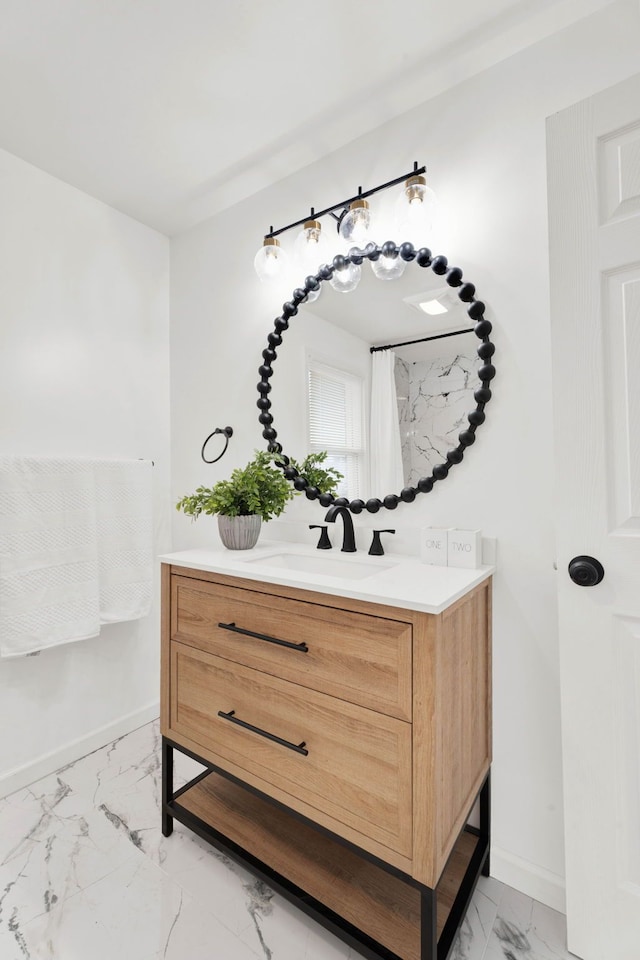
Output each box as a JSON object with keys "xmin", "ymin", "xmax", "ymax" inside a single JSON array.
[{"xmin": 169, "ymin": 767, "xmax": 484, "ymax": 960}]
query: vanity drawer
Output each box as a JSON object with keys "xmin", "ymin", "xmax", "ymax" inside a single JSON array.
[
  {"xmin": 170, "ymin": 575, "xmax": 412, "ymax": 721},
  {"xmin": 170, "ymin": 641, "xmax": 413, "ymax": 857}
]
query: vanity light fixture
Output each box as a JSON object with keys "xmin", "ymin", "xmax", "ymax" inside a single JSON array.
[
  {"xmin": 303, "ymin": 285, "xmax": 322, "ymax": 303},
  {"xmin": 253, "ymin": 162, "xmax": 431, "ymax": 282},
  {"xmin": 293, "ymin": 216, "xmax": 332, "ymax": 278},
  {"xmin": 338, "ymin": 198, "xmax": 371, "ymax": 245},
  {"xmin": 370, "ymin": 240, "xmax": 407, "ymax": 281},
  {"xmin": 394, "ymin": 173, "xmax": 438, "ymax": 245},
  {"xmin": 253, "ymin": 234, "xmax": 288, "ymax": 282},
  {"xmin": 329, "ymin": 256, "xmax": 362, "ymax": 293}
]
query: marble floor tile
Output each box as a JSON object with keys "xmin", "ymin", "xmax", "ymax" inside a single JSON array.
[
  {"xmin": 154, "ymin": 824, "xmax": 260, "ymax": 934},
  {"xmin": 6, "ymin": 855, "xmax": 260, "ymax": 960},
  {"xmin": 36, "ymin": 719, "xmax": 204, "ymax": 813},
  {"xmin": 24, "ymin": 720, "xmax": 206, "ymax": 865},
  {"xmin": 0, "ymin": 778, "xmax": 141, "ymax": 931},
  {"xmin": 0, "ymin": 720, "xmax": 575, "ymax": 960},
  {"xmin": 484, "ymin": 884, "xmax": 574, "ymax": 960},
  {"xmin": 29, "ymin": 722, "xmax": 257, "ymax": 932},
  {"xmin": 0, "ymin": 786, "xmax": 53, "ymax": 875},
  {"xmin": 449, "ymin": 874, "xmax": 506, "ymax": 960},
  {"xmin": 237, "ymin": 887, "xmax": 355, "ymax": 960}
]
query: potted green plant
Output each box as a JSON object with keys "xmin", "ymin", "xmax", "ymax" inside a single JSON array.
[{"xmin": 175, "ymin": 450, "xmax": 342, "ymax": 550}]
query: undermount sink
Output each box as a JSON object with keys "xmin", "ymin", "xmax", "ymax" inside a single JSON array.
[{"xmin": 241, "ymin": 551, "xmax": 394, "ymax": 580}]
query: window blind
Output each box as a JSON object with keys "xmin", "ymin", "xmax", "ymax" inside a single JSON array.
[{"xmin": 307, "ymin": 360, "xmax": 364, "ymax": 500}]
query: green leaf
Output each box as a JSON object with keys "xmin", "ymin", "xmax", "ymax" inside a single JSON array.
[{"xmin": 176, "ymin": 449, "xmax": 344, "ymax": 523}]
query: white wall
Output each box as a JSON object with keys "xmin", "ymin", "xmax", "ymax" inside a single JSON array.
[
  {"xmin": 0, "ymin": 148, "xmax": 170, "ymax": 794},
  {"xmin": 170, "ymin": 0, "xmax": 640, "ymax": 911}
]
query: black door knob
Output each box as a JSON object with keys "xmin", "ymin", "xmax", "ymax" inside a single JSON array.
[{"xmin": 568, "ymin": 555, "xmax": 605, "ymax": 586}]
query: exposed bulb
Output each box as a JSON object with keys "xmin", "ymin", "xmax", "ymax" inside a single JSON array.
[
  {"xmin": 371, "ymin": 249, "xmax": 406, "ymax": 281},
  {"xmin": 339, "ymin": 199, "xmax": 371, "ymax": 245},
  {"xmin": 329, "ymin": 260, "xmax": 361, "ymax": 294},
  {"xmin": 394, "ymin": 175, "xmax": 438, "ymax": 246},
  {"xmin": 293, "ymin": 219, "xmax": 331, "ymax": 276},
  {"xmin": 303, "ymin": 285, "xmax": 322, "ymax": 303},
  {"xmin": 253, "ymin": 237, "xmax": 288, "ymax": 281}
]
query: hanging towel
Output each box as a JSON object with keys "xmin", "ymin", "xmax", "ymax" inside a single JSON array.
[
  {"xmin": 0, "ymin": 457, "xmax": 154, "ymax": 658},
  {"xmin": 94, "ymin": 459, "xmax": 153, "ymax": 624},
  {"xmin": 0, "ymin": 457, "xmax": 101, "ymax": 658}
]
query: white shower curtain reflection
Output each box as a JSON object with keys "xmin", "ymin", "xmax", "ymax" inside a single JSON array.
[{"xmin": 369, "ymin": 350, "xmax": 405, "ymax": 497}]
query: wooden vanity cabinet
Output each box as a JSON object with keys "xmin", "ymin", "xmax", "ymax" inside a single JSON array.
[{"xmin": 160, "ymin": 562, "xmax": 492, "ymax": 960}]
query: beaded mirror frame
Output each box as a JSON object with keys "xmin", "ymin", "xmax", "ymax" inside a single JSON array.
[{"xmin": 257, "ymin": 241, "xmax": 496, "ymax": 514}]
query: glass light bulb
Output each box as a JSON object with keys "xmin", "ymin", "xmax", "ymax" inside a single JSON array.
[
  {"xmin": 371, "ymin": 253, "xmax": 406, "ymax": 281},
  {"xmin": 253, "ymin": 239, "xmax": 288, "ymax": 281},
  {"xmin": 394, "ymin": 177, "xmax": 438, "ymax": 247},
  {"xmin": 329, "ymin": 260, "xmax": 361, "ymax": 294},
  {"xmin": 303, "ymin": 285, "xmax": 322, "ymax": 303},
  {"xmin": 339, "ymin": 202, "xmax": 371, "ymax": 245},
  {"xmin": 293, "ymin": 220, "xmax": 331, "ymax": 276}
]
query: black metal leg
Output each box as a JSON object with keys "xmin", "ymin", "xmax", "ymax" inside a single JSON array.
[
  {"xmin": 162, "ymin": 737, "xmax": 174, "ymax": 837},
  {"xmin": 420, "ymin": 886, "xmax": 437, "ymax": 960},
  {"xmin": 480, "ymin": 771, "xmax": 491, "ymax": 877}
]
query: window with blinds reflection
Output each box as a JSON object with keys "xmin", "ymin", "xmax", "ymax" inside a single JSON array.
[{"xmin": 307, "ymin": 359, "xmax": 365, "ymax": 501}]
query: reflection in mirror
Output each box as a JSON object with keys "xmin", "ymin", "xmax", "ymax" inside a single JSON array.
[
  {"xmin": 308, "ymin": 356, "xmax": 365, "ymax": 500},
  {"xmin": 295, "ymin": 260, "xmax": 479, "ymax": 495},
  {"xmin": 393, "ymin": 343, "xmax": 480, "ymax": 488},
  {"xmin": 259, "ymin": 243, "xmax": 494, "ymax": 512}
]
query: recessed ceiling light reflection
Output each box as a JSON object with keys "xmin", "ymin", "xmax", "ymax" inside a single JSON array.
[{"xmin": 419, "ymin": 299, "xmax": 448, "ymax": 315}]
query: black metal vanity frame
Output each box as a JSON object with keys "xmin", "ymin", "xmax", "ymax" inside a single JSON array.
[
  {"xmin": 257, "ymin": 241, "xmax": 496, "ymax": 514},
  {"xmin": 161, "ymin": 737, "xmax": 491, "ymax": 960}
]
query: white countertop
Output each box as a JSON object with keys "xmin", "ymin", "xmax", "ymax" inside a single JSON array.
[{"xmin": 160, "ymin": 542, "xmax": 493, "ymax": 615}]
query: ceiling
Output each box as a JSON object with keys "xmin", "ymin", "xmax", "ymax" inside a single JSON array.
[
  {"xmin": 305, "ymin": 256, "xmax": 475, "ymax": 362},
  {"xmin": 0, "ymin": 0, "xmax": 611, "ymax": 236}
]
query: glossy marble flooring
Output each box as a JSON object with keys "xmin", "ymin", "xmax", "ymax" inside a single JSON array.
[{"xmin": 0, "ymin": 720, "xmax": 577, "ymax": 960}]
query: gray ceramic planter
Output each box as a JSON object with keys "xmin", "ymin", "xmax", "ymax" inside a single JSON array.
[{"xmin": 217, "ymin": 514, "xmax": 262, "ymax": 550}]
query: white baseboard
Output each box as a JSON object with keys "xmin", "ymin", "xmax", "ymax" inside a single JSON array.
[
  {"xmin": 491, "ymin": 844, "xmax": 566, "ymax": 914},
  {"xmin": 0, "ymin": 701, "xmax": 160, "ymax": 800}
]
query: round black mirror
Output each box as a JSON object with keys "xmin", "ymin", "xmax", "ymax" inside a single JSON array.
[{"xmin": 257, "ymin": 241, "xmax": 495, "ymax": 514}]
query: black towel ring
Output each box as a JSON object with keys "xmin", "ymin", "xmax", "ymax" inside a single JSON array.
[{"xmin": 201, "ymin": 426, "xmax": 233, "ymax": 464}]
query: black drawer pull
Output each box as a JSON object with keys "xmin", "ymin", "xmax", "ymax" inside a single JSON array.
[
  {"xmin": 218, "ymin": 621, "xmax": 308, "ymax": 653},
  {"xmin": 217, "ymin": 709, "xmax": 309, "ymax": 756}
]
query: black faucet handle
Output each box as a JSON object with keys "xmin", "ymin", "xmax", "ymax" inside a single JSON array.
[
  {"xmin": 368, "ymin": 529, "xmax": 396, "ymax": 556},
  {"xmin": 309, "ymin": 524, "xmax": 332, "ymax": 550}
]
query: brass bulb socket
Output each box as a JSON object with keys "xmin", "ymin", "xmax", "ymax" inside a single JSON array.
[
  {"xmin": 303, "ymin": 220, "xmax": 322, "ymax": 232},
  {"xmin": 405, "ymin": 174, "xmax": 427, "ymax": 203},
  {"xmin": 263, "ymin": 236, "xmax": 280, "ymax": 247},
  {"xmin": 349, "ymin": 198, "xmax": 369, "ymax": 211}
]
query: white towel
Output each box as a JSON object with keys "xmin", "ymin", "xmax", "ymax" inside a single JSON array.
[
  {"xmin": 0, "ymin": 457, "xmax": 101, "ymax": 658},
  {"xmin": 0, "ymin": 457, "xmax": 154, "ymax": 658}
]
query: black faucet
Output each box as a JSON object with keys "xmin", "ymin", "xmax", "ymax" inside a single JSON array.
[
  {"xmin": 368, "ymin": 529, "xmax": 395, "ymax": 556},
  {"xmin": 324, "ymin": 505, "xmax": 356, "ymax": 553},
  {"xmin": 309, "ymin": 524, "xmax": 332, "ymax": 550}
]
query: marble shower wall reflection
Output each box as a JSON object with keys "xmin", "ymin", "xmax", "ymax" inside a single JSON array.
[{"xmin": 395, "ymin": 352, "xmax": 480, "ymax": 486}]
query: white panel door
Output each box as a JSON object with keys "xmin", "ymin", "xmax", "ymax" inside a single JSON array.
[{"xmin": 547, "ymin": 73, "xmax": 640, "ymax": 960}]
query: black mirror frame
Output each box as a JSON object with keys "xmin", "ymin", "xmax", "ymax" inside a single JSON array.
[{"xmin": 257, "ymin": 241, "xmax": 496, "ymax": 514}]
